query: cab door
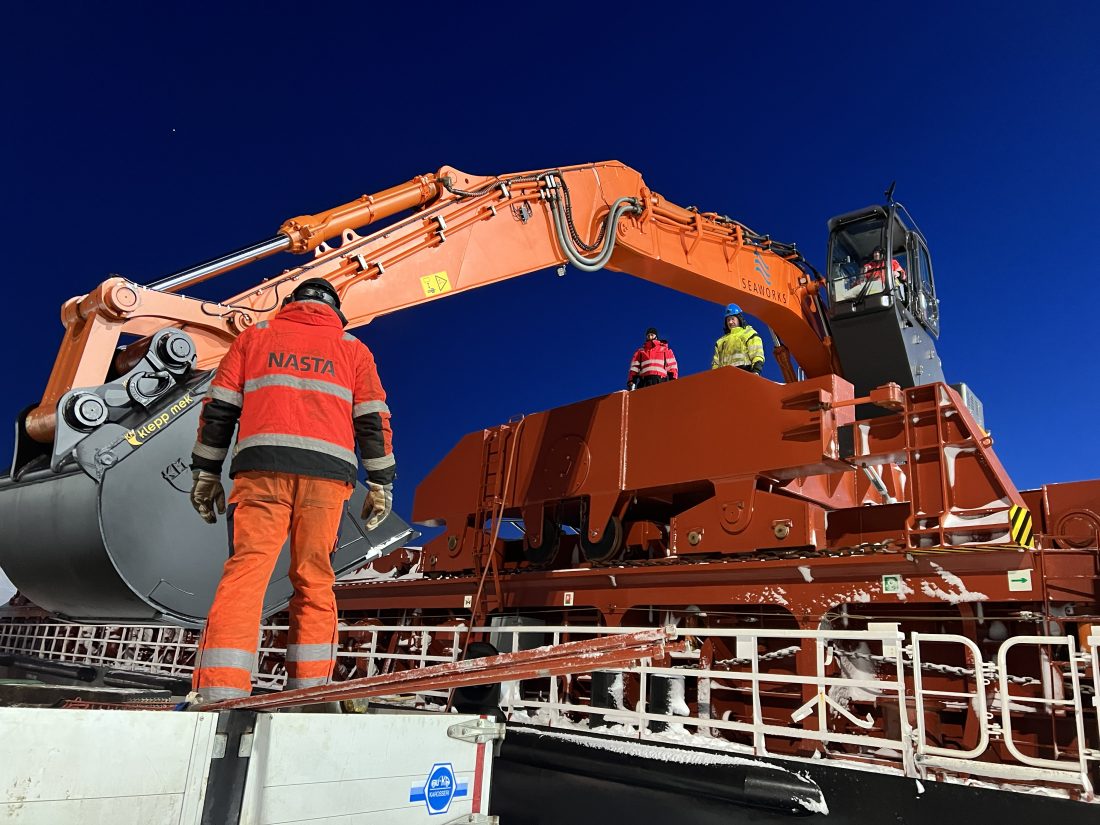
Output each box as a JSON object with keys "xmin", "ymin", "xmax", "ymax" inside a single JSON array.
[{"xmin": 907, "ymin": 232, "xmax": 940, "ymax": 337}]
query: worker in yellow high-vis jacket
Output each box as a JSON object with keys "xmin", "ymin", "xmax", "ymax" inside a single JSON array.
[{"xmin": 711, "ymin": 303, "xmax": 765, "ymax": 374}]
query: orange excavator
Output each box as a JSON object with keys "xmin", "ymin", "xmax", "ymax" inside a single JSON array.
[{"xmin": 0, "ymin": 161, "xmax": 1081, "ymax": 626}]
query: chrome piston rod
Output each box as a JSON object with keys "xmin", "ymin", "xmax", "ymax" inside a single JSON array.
[{"xmin": 147, "ymin": 234, "xmax": 290, "ymax": 292}]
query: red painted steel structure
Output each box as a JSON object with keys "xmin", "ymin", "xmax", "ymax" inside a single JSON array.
[
  {"xmin": 413, "ymin": 371, "xmax": 1032, "ymax": 575},
  {"xmin": 338, "ymin": 540, "xmax": 1099, "ymax": 627}
]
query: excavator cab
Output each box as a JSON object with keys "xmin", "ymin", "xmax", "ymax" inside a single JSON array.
[
  {"xmin": 823, "ymin": 203, "xmax": 944, "ymax": 395},
  {"xmin": 826, "ymin": 203, "xmax": 938, "ymax": 334}
]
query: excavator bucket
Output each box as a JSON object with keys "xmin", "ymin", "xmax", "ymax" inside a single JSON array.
[{"xmin": 0, "ymin": 334, "xmax": 415, "ymax": 627}]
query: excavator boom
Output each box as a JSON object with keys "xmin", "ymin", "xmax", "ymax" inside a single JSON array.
[{"xmin": 23, "ymin": 162, "xmax": 834, "ymax": 448}]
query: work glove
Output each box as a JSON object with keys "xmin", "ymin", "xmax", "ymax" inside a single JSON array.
[
  {"xmin": 190, "ymin": 470, "xmax": 226, "ymax": 524},
  {"xmin": 751, "ymin": 362, "xmax": 763, "ymax": 374},
  {"xmin": 361, "ymin": 482, "xmax": 393, "ymax": 531},
  {"xmin": 626, "ymin": 380, "xmax": 636, "ymax": 391},
  {"xmin": 667, "ymin": 374, "xmax": 677, "ymax": 380}
]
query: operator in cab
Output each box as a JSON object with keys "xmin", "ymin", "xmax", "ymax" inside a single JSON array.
[
  {"xmin": 862, "ymin": 246, "xmax": 905, "ymax": 287},
  {"xmin": 711, "ymin": 304, "xmax": 765, "ymax": 374},
  {"xmin": 627, "ymin": 327, "xmax": 679, "ymax": 390},
  {"xmin": 186, "ymin": 277, "xmax": 396, "ymax": 703}
]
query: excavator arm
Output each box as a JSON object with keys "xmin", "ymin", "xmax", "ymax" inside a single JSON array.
[{"xmin": 24, "ymin": 161, "xmax": 836, "ymax": 447}]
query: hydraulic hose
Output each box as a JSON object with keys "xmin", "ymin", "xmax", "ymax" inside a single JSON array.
[
  {"xmin": 554, "ymin": 196, "xmax": 638, "ymax": 271},
  {"xmin": 446, "ymin": 169, "xmax": 638, "ymax": 272},
  {"xmin": 544, "ymin": 174, "xmax": 641, "ymax": 272}
]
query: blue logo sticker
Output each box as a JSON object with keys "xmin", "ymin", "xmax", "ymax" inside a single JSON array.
[
  {"xmin": 409, "ymin": 762, "xmax": 469, "ymax": 815},
  {"xmin": 753, "ymin": 252, "xmax": 773, "ymax": 286}
]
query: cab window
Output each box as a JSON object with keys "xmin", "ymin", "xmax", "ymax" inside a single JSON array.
[{"xmin": 829, "ymin": 218, "xmax": 891, "ymax": 302}]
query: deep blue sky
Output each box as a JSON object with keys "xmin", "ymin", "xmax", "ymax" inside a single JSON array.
[{"xmin": 3, "ymin": 3, "xmax": 1098, "ymax": 537}]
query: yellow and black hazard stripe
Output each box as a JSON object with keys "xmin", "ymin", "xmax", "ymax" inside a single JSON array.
[{"xmin": 1008, "ymin": 505, "xmax": 1035, "ymax": 549}]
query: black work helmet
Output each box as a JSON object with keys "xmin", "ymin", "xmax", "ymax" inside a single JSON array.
[
  {"xmin": 290, "ymin": 277, "xmax": 341, "ymax": 310},
  {"xmin": 645, "ymin": 327, "xmax": 659, "ymax": 338}
]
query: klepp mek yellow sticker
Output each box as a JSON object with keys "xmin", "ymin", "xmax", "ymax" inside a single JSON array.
[
  {"xmin": 419, "ymin": 271, "xmax": 451, "ymax": 297},
  {"xmin": 124, "ymin": 392, "xmax": 196, "ymax": 447}
]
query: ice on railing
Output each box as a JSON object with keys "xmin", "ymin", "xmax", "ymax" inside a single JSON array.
[
  {"xmin": 607, "ymin": 672, "xmax": 625, "ymax": 709},
  {"xmin": 666, "ymin": 675, "xmax": 691, "ymax": 716},
  {"xmin": 829, "ymin": 642, "xmax": 886, "ymax": 707}
]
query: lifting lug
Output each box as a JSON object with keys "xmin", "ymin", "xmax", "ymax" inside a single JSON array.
[{"xmin": 447, "ymin": 718, "xmax": 506, "ymax": 744}]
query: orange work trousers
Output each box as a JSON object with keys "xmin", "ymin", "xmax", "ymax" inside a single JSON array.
[{"xmin": 192, "ymin": 471, "xmax": 352, "ymax": 701}]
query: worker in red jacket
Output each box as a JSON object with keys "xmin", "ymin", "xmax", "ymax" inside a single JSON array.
[
  {"xmin": 187, "ymin": 277, "xmax": 395, "ymax": 703},
  {"xmin": 861, "ymin": 246, "xmax": 905, "ymax": 288},
  {"xmin": 627, "ymin": 327, "xmax": 679, "ymax": 389}
]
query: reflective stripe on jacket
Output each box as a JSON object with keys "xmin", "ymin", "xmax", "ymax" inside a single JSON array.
[
  {"xmin": 629, "ymin": 340, "xmax": 679, "ymax": 381},
  {"xmin": 711, "ymin": 325, "xmax": 765, "ymax": 370},
  {"xmin": 191, "ymin": 300, "xmax": 395, "ymax": 485},
  {"xmin": 191, "ymin": 471, "xmax": 349, "ymax": 700}
]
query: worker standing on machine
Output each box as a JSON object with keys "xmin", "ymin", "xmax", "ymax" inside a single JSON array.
[
  {"xmin": 187, "ymin": 277, "xmax": 396, "ymax": 702},
  {"xmin": 627, "ymin": 327, "xmax": 679, "ymax": 389},
  {"xmin": 711, "ymin": 304, "xmax": 765, "ymax": 374}
]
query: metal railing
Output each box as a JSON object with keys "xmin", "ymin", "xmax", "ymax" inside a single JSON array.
[
  {"xmin": 1093, "ymin": 633, "xmax": 1100, "ymax": 750},
  {"xmin": 488, "ymin": 625, "xmax": 912, "ymax": 760},
  {"xmin": 1, "ymin": 617, "xmax": 1096, "ymax": 797},
  {"xmin": 910, "ymin": 631, "xmax": 1098, "ymax": 793},
  {"xmin": 0, "ymin": 620, "xmax": 208, "ymax": 680},
  {"xmin": 995, "ymin": 636, "xmax": 1092, "ymax": 789}
]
